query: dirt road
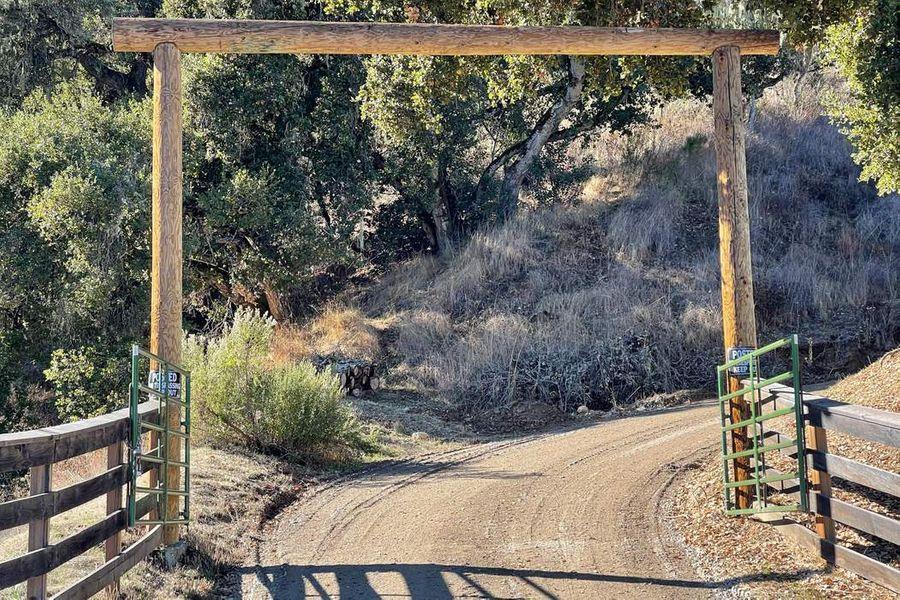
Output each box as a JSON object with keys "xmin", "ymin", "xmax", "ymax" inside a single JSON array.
[{"xmin": 239, "ymin": 402, "xmax": 723, "ymax": 599}]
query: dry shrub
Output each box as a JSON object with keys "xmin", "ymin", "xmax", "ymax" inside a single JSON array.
[
  {"xmin": 184, "ymin": 309, "xmax": 367, "ymax": 457},
  {"xmin": 355, "ymin": 75, "xmax": 898, "ymax": 420},
  {"xmin": 431, "ymin": 219, "xmax": 542, "ymax": 316},
  {"xmin": 271, "ymin": 305, "xmax": 382, "ymax": 363},
  {"xmin": 395, "ymin": 310, "xmax": 453, "ymax": 364}
]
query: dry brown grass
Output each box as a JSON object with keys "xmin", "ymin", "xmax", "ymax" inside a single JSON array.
[
  {"xmin": 115, "ymin": 444, "xmax": 305, "ymax": 599},
  {"xmin": 271, "ymin": 304, "xmax": 385, "ymax": 364},
  {"xmin": 0, "ymin": 449, "xmax": 122, "ymax": 599},
  {"xmin": 288, "ymin": 74, "xmax": 898, "ymax": 424}
]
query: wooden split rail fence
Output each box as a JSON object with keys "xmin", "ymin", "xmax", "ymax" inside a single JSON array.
[
  {"xmin": 0, "ymin": 401, "xmax": 164, "ymax": 599},
  {"xmin": 753, "ymin": 382, "xmax": 900, "ymax": 593}
]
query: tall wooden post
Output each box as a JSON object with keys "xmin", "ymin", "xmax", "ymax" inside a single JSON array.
[
  {"xmin": 151, "ymin": 42, "xmax": 183, "ymax": 545},
  {"xmin": 712, "ymin": 45, "xmax": 757, "ymax": 510}
]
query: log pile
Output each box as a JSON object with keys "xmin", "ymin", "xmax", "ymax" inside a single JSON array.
[{"xmin": 315, "ymin": 359, "xmax": 381, "ymax": 397}]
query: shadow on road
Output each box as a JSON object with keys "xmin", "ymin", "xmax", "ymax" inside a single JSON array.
[{"xmin": 238, "ymin": 561, "xmax": 824, "ymax": 599}]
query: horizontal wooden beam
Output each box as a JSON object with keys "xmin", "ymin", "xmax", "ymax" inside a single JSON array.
[
  {"xmin": 0, "ymin": 401, "xmax": 158, "ymax": 472},
  {"xmin": 758, "ymin": 383, "xmax": 900, "ymax": 449},
  {"xmin": 112, "ymin": 19, "xmax": 780, "ymax": 56},
  {"xmin": 0, "ymin": 510, "xmax": 127, "ymax": 588},
  {"xmin": 52, "ymin": 526, "xmax": 163, "ymax": 600},
  {"xmin": 755, "ymin": 511, "xmax": 900, "ymax": 594},
  {"xmin": 0, "ymin": 465, "xmax": 127, "ymax": 531},
  {"xmin": 765, "ymin": 467, "xmax": 900, "ymax": 546},
  {"xmin": 0, "ymin": 492, "xmax": 159, "ymax": 589}
]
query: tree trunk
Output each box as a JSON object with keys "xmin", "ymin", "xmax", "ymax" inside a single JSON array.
[
  {"xmin": 430, "ymin": 201, "xmax": 452, "ymax": 256},
  {"xmin": 499, "ymin": 57, "xmax": 586, "ymax": 220},
  {"xmin": 262, "ymin": 282, "xmax": 287, "ymax": 322}
]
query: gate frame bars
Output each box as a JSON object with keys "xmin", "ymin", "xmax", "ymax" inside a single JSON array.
[{"xmin": 717, "ymin": 335, "xmax": 809, "ymax": 516}]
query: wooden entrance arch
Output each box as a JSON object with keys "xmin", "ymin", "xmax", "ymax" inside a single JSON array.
[{"xmin": 113, "ymin": 18, "xmax": 778, "ymax": 541}]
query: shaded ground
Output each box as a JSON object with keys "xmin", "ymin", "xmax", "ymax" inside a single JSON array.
[{"xmin": 235, "ymin": 401, "xmax": 819, "ymax": 599}]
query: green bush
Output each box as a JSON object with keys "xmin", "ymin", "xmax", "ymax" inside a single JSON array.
[
  {"xmin": 183, "ymin": 308, "xmax": 366, "ymax": 457},
  {"xmin": 44, "ymin": 346, "xmax": 126, "ymax": 421}
]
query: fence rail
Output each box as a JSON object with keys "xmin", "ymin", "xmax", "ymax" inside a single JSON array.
[
  {"xmin": 754, "ymin": 382, "xmax": 900, "ymax": 593},
  {"xmin": 0, "ymin": 401, "xmax": 162, "ymax": 598}
]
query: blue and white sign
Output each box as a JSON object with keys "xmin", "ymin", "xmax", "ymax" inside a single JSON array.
[
  {"xmin": 726, "ymin": 346, "xmax": 755, "ymax": 377},
  {"xmin": 148, "ymin": 370, "xmax": 182, "ymax": 398}
]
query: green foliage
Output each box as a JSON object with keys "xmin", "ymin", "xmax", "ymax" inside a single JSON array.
[
  {"xmin": 0, "ymin": 0, "xmax": 893, "ymax": 435},
  {"xmin": 181, "ymin": 49, "xmax": 377, "ymax": 314},
  {"xmin": 184, "ymin": 308, "xmax": 367, "ymax": 456},
  {"xmin": 750, "ymin": 0, "xmax": 899, "ymax": 194},
  {"xmin": 0, "ymin": 78, "xmax": 150, "ymax": 415},
  {"xmin": 0, "ymin": 0, "xmax": 152, "ymax": 106},
  {"xmin": 44, "ymin": 347, "xmax": 125, "ymax": 420},
  {"xmin": 821, "ymin": 7, "xmax": 899, "ymax": 195}
]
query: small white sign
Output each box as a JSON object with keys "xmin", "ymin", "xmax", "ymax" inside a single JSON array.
[{"xmin": 148, "ymin": 370, "xmax": 182, "ymax": 398}]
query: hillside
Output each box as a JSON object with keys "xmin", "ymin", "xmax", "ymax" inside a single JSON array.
[{"xmin": 289, "ymin": 74, "xmax": 899, "ymax": 426}]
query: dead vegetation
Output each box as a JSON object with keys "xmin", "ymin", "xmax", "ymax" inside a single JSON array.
[
  {"xmin": 271, "ymin": 305, "xmax": 385, "ymax": 365},
  {"xmin": 671, "ymin": 350, "xmax": 899, "ymax": 599},
  {"xmin": 283, "ymin": 74, "xmax": 898, "ymax": 426}
]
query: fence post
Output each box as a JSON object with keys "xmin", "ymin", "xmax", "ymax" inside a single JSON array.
[
  {"xmin": 26, "ymin": 464, "xmax": 51, "ymax": 600},
  {"xmin": 150, "ymin": 41, "xmax": 184, "ymax": 546},
  {"xmin": 105, "ymin": 441, "xmax": 124, "ymax": 598},
  {"xmin": 712, "ymin": 45, "xmax": 757, "ymax": 510},
  {"xmin": 807, "ymin": 423, "xmax": 836, "ymax": 558}
]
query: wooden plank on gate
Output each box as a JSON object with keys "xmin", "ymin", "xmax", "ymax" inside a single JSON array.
[
  {"xmin": 809, "ymin": 451, "xmax": 900, "ymax": 498},
  {"xmin": 807, "ymin": 425, "xmax": 836, "ymax": 544},
  {"xmin": 755, "ymin": 511, "xmax": 900, "ymax": 594},
  {"xmin": 0, "ymin": 510, "xmax": 128, "ymax": 588},
  {"xmin": 51, "ymin": 526, "xmax": 163, "ymax": 600},
  {"xmin": 809, "ymin": 491, "xmax": 900, "ymax": 546},
  {"xmin": 104, "ymin": 441, "xmax": 124, "ymax": 598},
  {"xmin": 765, "ymin": 467, "xmax": 900, "ymax": 546},
  {"xmin": 0, "ymin": 402, "xmax": 159, "ymax": 472},
  {"xmin": 26, "ymin": 464, "xmax": 51, "ymax": 599},
  {"xmin": 758, "ymin": 384, "xmax": 900, "ymax": 449},
  {"xmin": 0, "ymin": 465, "xmax": 128, "ymax": 531}
]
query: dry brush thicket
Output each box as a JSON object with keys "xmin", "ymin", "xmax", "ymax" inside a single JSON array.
[{"xmin": 304, "ymin": 75, "xmax": 899, "ymax": 419}]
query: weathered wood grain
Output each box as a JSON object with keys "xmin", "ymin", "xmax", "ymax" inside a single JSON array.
[
  {"xmin": 756, "ymin": 383, "xmax": 900, "ymax": 448},
  {"xmin": 713, "ymin": 44, "xmax": 756, "ymax": 509},
  {"xmin": 0, "ymin": 510, "xmax": 127, "ymax": 589},
  {"xmin": 51, "ymin": 526, "xmax": 163, "ymax": 600},
  {"xmin": 1, "ymin": 492, "xmax": 157, "ymax": 591},
  {"xmin": 810, "ymin": 490, "xmax": 900, "ymax": 546},
  {"xmin": 26, "ymin": 464, "xmax": 51, "ymax": 599},
  {"xmin": 808, "ymin": 425, "xmax": 836, "ymax": 544},
  {"xmin": 104, "ymin": 441, "xmax": 124, "ymax": 598},
  {"xmin": 765, "ymin": 468, "xmax": 899, "ymax": 545},
  {"xmin": 755, "ymin": 511, "xmax": 900, "ymax": 593},
  {"xmin": 112, "ymin": 18, "xmax": 780, "ymax": 56},
  {"xmin": 0, "ymin": 402, "xmax": 158, "ymax": 472},
  {"xmin": 151, "ymin": 42, "xmax": 184, "ymax": 546},
  {"xmin": 0, "ymin": 465, "xmax": 128, "ymax": 531},
  {"xmin": 809, "ymin": 450, "xmax": 900, "ymax": 498}
]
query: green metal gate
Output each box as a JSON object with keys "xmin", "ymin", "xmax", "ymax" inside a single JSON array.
[
  {"xmin": 128, "ymin": 345, "xmax": 191, "ymax": 527},
  {"xmin": 717, "ymin": 335, "xmax": 808, "ymax": 516}
]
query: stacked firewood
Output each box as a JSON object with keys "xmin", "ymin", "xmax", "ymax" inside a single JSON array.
[{"xmin": 323, "ymin": 360, "xmax": 381, "ymax": 397}]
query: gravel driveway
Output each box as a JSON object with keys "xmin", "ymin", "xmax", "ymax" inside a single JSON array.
[{"xmin": 238, "ymin": 401, "xmax": 722, "ymax": 599}]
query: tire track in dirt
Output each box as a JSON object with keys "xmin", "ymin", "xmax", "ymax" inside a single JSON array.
[{"xmin": 241, "ymin": 401, "xmax": 721, "ymax": 599}]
